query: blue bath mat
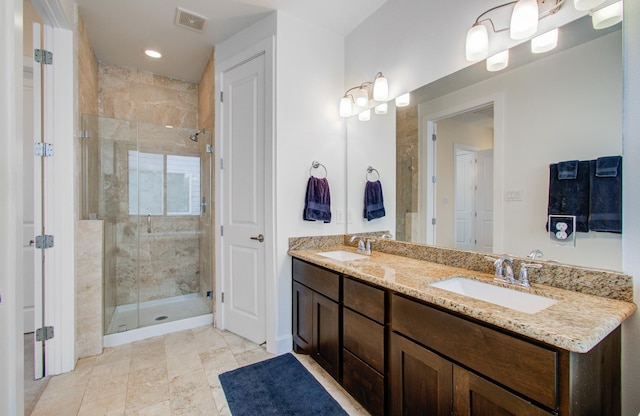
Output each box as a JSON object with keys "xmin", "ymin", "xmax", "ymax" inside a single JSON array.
[{"xmin": 219, "ymin": 353, "xmax": 347, "ymax": 415}]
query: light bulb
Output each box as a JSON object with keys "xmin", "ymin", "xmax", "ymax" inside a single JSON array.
[
  {"xmin": 375, "ymin": 103, "xmax": 388, "ymax": 115},
  {"xmin": 395, "ymin": 93, "xmax": 410, "ymax": 108},
  {"xmin": 531, "ymin": 28, "xmax": 558, "ymax": 53},
  {"xmin": 465, "ymin": 24, "xmax": 489, "ymax": 61},
  {"xmin": 486, "ymin": 50, "xmax": 509, "ymax": 72},
  {"xmin": 144, "ymin": 49, "xmax": 162, "ymax": 59},
  {"xmin": 355, "ymin": 88, "xmax": 369, "ymax": 107},
  {"xmin": 358, "ymin": 109, "xmax": 371, "ymax": 121},
  {"xmin": 574, "ymin": 0, "xmax": 605, "ymax": 11},
  {"xmin": 592, "ymin": 1, "xmax": 623, "ymax": 30},
  {"xmin": 373, "ymin": 74, "xmax": 389, "ymax": 101},
  {"xmin": 510, "ymin": 0, "xmax": 539, "ymax": 40},
  {"xmin": 339, "ymin": 96, "xmax": 352, "ymax": 117}
]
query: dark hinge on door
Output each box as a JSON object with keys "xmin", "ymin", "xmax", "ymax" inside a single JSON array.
[
  {"xmin": 220, "ymin": 226, "xmax": 223, "ymax": 236},
  {"xmin": 220, "ymin": 158, "xmax": 223, "ymax": 169},
  {"xmin": 432, "ymin": 133, "xmax": 437, "ymax": 142},
  {"xmin": 221, "ymin": 292, "xmax": 225, "ymax": 303},
  {"xmin": 220, "ymin": 91, "xmax": 224, "ymax": 102},
  {"xmin": 34, "ymin": 49, "xmax": 53, "ymax": 65},
  {"xmin": 35, "ymin": 235, "xmax": 54, "ymax": 249},
  {"xmin": 432, "ymin": 218, "xmax": 437, "ymax": 225},
  {"xmin": 36, "ymin": 326, "xmax": 54, "ymax": 341}
]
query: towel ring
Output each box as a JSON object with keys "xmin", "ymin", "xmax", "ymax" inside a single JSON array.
[
  {"xmin": 310, "ymin": 161, "xmax": 328, "ymax": 178},
  {"xmin": 366, "ymin": 166, "xmax": 380, "ymax": 181}
]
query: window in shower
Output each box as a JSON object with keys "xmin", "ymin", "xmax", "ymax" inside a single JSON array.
[{"xmin": 128, "ymin": 151, "xmax": 200, "ymax": 216}]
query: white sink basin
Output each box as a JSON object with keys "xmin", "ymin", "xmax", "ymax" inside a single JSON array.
[
  {"xmin": 317, "ymin": 250, "xmax": 369, "ymax": 261},
  {"xmin": 430, "ymin": 277, "xmax": 557, "ymax": 314}
]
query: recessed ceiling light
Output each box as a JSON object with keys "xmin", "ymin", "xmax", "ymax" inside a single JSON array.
[{"xmin": 144, "ymin": 49, "xmax": 162, "ymax": 59}]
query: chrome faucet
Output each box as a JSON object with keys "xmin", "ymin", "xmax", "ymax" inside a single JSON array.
[
  {"xmin": 493, "ymin": 256, "xmax": 515, "ymax": 284},
  {"xmin": 349, "ymin": 235, "xmax": 373, "ymax": 255},
  {"xmin": 517, "ymin": 263, "xmax": 543, "ymax": 287},
  {"xmin": 527, "ymin": 249, "xmax": 544, "ymax": 260}
]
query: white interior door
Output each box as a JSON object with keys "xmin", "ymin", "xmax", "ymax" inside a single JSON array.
[
  {"xmin": 32, "ymin": 22, "xmax": 44, "ymax": 379},
  {"xmin": 221, "ymin": 52, "xmax": 266, "ymax": 344},
  {"xmin": 23, "ymin": 60, "xmax": 35, "ymax": 334},
  {"xmin": 476, "ymin": 149, "xmax": 494, "ymax": 253},
  {"xmin": 454, "ymin": 150, "xmax": 475, "ymax": 250}
]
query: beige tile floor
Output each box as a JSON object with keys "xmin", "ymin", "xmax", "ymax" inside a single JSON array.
[{"xmin": 30, "ymin": 325, "xmax": 370, "ymax": 415}]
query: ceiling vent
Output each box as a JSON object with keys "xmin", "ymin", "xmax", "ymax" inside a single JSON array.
[{"xmin": 175, "ymin": 7, "xmax": 208, "ymax": 33}]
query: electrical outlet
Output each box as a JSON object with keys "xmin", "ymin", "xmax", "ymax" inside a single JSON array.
[
  {"xmin": 347, "ymin": 210, "xmax": 353, "ymax": 224},
  {"xmin": 505, "ymin": 190, "xmax": 523, "ymax": 201}
]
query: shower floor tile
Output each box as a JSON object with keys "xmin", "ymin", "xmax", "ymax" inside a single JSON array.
[{"xmin": 107, "ymin": 294, "xmax": 211, "ymax": 334}]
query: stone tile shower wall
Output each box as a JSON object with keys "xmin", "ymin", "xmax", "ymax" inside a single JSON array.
[
  {"xmin": 95, "ymin": 65, "xmax": 203, "ymax": 307},
  {"xmin": 396, "ymin": 104, "xmax": 419, "ymax": 241}
]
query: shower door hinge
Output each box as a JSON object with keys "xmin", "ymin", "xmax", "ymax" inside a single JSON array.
[
  {"xmin": 220, "ymin": 91, "xmax": 223, "ymax": 102},
  {"xmin": 34, "ymin": 142, "xmax": 54, "ymax": 157},
  {"xmin": 206, "ymin": 144, "xmax": 214, "ymax": 153},
  {"xmin": 34, "ymin": 49, "xmax": 53, "ymax": 65},
  {"xmin": 35, "ymin": 235, "xmax": 54, "ymax": 249},
  {"xmin": 36, "ymin": 326, "xmax": 54, "ymax": 341},
  {"xmin": 432, "ymin": 218, "xmax": 437, "ymax": 225},
  {"xmin": 79, "ymin": 130, "xmax": 90, "ymax": 139}
]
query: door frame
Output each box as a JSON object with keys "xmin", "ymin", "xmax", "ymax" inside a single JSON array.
[
  {"xmin": 419, "ymin": 93, "xmax": 505, "ymax": 253},
  {"xmin": 215, "ymin": 36, "xmax": 276, "ymax": 352}
]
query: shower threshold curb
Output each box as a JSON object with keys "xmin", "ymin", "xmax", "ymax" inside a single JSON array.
[{"xmin": 103, "ymin": 313, "xmax": 213, "ymax": 347}]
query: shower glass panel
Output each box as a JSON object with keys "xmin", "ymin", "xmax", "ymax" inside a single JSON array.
[{"xmin": 82, "ymin": 115, "xmax": 213, "ymax": 335}]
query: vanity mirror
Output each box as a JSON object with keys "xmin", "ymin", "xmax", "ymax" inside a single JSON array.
[{"xmin": 346, "ymin": 15, "xmax": 623, "ymax": 271}]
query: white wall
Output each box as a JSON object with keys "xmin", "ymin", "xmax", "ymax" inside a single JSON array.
[
  {"xmin": 274, "ymin": 10, "xmax": 346, "ymax": 353},
  {"xmin": 346, "ymin": 108, "xmax": 396, "ymax": 236},
  {"xmin": 622, "ymin": 1, "xmax": 640, "ymax": 414}
]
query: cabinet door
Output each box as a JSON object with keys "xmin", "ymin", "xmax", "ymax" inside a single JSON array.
[
  {"xmin": 454, "ymin": 366, "xmax": 552, "ymax": 416},
  {"xmin": 390, "ymin": 332, "xmax": 453, "ymax": 416},
  {"xmin": 292, "ymin": 281, "xmax": 313, "ymax": 354},
  {"xmin": 312, "ymin": 291, "xmax": 340, "ymax": 379}
]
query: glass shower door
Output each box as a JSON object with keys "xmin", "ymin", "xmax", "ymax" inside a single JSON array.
[{"xmin": 83, "ymin": 114, "xmax": 213, "ymax": 336}]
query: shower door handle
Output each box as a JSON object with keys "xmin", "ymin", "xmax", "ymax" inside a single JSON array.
[
  {"xmin": 147, "ymin": 214, "xmax": 151, "ymax": 233},
  {"xmin": 250, "ymin": 234, "xmax": 264, "ymax": 243}
]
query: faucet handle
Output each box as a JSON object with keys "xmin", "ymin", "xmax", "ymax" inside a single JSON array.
[{"xmin": 517, "ymin": 263, "xmax": 543, "ymax": 287}]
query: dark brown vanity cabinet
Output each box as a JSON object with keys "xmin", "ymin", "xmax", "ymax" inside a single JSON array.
[
  {"xmin": 390, "ymin": 293, "xmax": 622, "ymax": 416},
  {"xmin": 292, "ymin": 258, "xmax": 622, "ymax": 415},
  {"xmin": 292, "ymin": 259, "xmax": 340, "ymax": 378},
  {"xmin": 342, "ymin": 277, "xmax": 386, "ymax": 416}
]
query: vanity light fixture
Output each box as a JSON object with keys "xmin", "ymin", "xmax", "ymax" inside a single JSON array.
[
  {"xmin": 510, "ymin": 0, "xmax": 539, "ymax": 40},
  {"xmin": 339, "ymin": 72, "xmax": 389, "ymax": 118},
  {"xmin": 144, "ymin": 49, "xmax": 162, "ymax": 59},
  {"xmin": 531, "ymin": 28, "xmax": 559, "ymax": 53},
  {"xmin": 465, "ymin": 0, "xmax": 564, "ymax": 62},
  {"xmin": 395, "ymin": 93, "xmax": 411, "ymax": 108},
  {"xmin": 591, "ymin": 1, "xmax": 623, "ymax": 30},
  {"xmin": 375, "ymin": 102, "xmax": 388, "ymax": 115},
  {"xmin": 486, "ymin": 50, "xmax": 510, "ymax": 71}
]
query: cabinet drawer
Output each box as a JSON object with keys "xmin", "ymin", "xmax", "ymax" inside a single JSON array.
[
  {"xmin": 292, "ymin": 258, "xmax": 339, "ymax": 301},
  {"xmin": 344, "ymin": 277, "xmax": 385, "ymax": 324},
  {"xmin": 391, "ymin": 294, "xmax": 558, "ymax": 410},
  {"xmin": 343, "ymin": 308, "xmax": 384, "ymax": 373},
  {"xmin": 343, "ymin": 349, "xmax": 384, "ymax": 416}
]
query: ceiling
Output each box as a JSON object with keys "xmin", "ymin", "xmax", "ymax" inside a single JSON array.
[{"xmin": 75, "ymin": 0, "xmax": 387, "ymax": 83}]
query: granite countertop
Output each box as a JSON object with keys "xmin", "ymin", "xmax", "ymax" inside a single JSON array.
[{"xmin": 289, "ymin": 245, "xmax": 637, "ymax": 353}]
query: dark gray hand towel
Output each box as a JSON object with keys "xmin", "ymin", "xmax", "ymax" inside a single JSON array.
[
  {"xmin": 589, "ymin": 156, "xmax": 622, "ymax": 233},
  {"xmin": 547, "ymin": 160, "xmax": 590, "ymax": 233},
  {"xmin": 364, "ymin": 180, "xmax": 385, "ymax": 221},
  {"xmin": 303, "ymin": 177, "xmax": 331, "ymax": 223}
]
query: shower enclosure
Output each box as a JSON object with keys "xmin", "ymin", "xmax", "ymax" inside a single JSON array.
[{"xmin": 81, "ymin": 115, "xmax": 213, "ymax": 335}]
